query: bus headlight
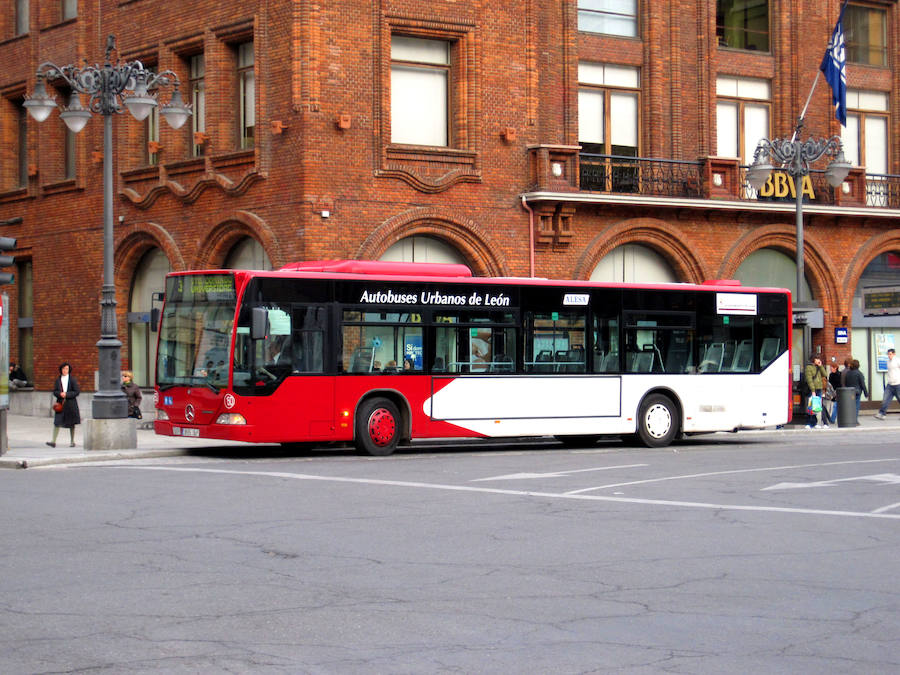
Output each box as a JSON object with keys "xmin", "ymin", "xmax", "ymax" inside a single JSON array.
[
  {"xmin": 156, "ymin": 409, "xmax": 169, "ymax": 421},
  {"xmin": 215, "ymin": 413, "xmax": 247, "ymax": 425}
]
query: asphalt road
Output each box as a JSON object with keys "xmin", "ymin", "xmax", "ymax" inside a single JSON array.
[{"xmin": 1, "ymin": 430, "xmax": 898, "ymax": 673}]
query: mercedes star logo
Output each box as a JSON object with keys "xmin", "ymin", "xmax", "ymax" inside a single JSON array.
[{"xmin": 185, "ymin": 404, "xmax": 195, "ymax": 422}]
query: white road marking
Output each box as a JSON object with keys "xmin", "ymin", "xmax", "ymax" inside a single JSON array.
[
  {"xmin": 871, "ymin": 502, "xmax": 900, "ymax": 514},
  {"xmin": 470, "ymin": 463, "xmax": 648, "ymax": 482},
  {"xmin": 761, "ymin": 473, "xmax": 900, "ymax": 491},
  {"xmin": 112, "ymin": 465, "xmax": 900, "ymax": 521},
  {"xmin": 563, "ymin": 458, "xmax": 900, "ymax": 495}
]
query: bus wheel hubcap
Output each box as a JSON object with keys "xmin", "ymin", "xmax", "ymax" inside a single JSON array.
[
  {"xmin": 368, "ymin": 408, "xmax": 395, "ymax": 446},
  {"xmin": 645, "ymin": 404, "xmax": 671, "ymax": 439}
]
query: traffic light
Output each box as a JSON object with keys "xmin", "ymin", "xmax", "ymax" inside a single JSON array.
[{"xmin": 0, "ymin": 237, "xmax": 16, "ymax": 285}]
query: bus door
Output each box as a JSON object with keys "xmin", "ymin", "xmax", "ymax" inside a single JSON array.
[{"xmin": 290, "ymin": 304, "xmax": 333, "ymax": 437}]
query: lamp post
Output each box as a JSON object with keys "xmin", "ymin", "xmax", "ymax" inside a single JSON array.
[
  {"xmin": 745, "ymin": 120, "xmax": 850, "ymax": 368},
  {"xmin": 24, "ymin": 35, "xmax": 190, "ymax": 443}
]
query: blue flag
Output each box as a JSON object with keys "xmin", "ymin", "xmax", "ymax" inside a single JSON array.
[{"xmin": 820, "ymin": 2, "xmax": 848, "ymax": 126}]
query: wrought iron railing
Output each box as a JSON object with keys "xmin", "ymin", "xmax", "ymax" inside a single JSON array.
[
  {"xmin": 865, "ymin": 174, "xmax": 900, "ymax": 208},
  {"xmin": 579, "ymin": 154, "xmax": 703, "ymax": 198}
]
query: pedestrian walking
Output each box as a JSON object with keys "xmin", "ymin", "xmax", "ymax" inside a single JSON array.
[
  {"xmin": 803, "ymin": 356, "xmax": 828, "ymax": 429},
  {"xmin": 874, "ymin": 347, "xmax": 900, "ymax": 420},
  {"xmin": 844, "ymin": 359, "xmax": 868, "ymax": 422},
  {"xmin": 122, "ymin": 370, "xmax": 143, "ymax": 419},
  {"xmin": 47, "ymin": 362, "xmax": 81, "ymax": 448}
]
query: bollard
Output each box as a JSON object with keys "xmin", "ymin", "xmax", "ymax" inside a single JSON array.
[{"xmin": 836, "ymin": 387, "xmax": 857, "ymax": 428}]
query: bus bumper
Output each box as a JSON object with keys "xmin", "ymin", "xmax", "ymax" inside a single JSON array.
[{"xmin": 154, "ymin": 420, "xmax": 259, "ymax": 442}]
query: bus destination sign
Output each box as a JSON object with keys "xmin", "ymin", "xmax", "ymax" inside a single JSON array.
[
  {"xmin": 863, "ymin": 285, "xmax": 900, "ymax": 316},
  {"xmin": 170, "ymin": 274, "xmax": 236, "ymax": 303}
]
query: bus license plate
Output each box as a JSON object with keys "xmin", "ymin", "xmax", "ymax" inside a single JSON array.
[{"xmin": 173, "ymin": 426, "xmax": 200, "ymax": 437}]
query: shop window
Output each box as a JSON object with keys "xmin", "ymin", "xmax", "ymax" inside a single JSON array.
[{"xmin": 717, "ymin": 0, "xmax": 769, "ymax": 51}]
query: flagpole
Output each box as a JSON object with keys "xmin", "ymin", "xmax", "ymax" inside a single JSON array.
[{"xmin": 791, "ymin": 71, "xmax": 822, "ymax": 142}]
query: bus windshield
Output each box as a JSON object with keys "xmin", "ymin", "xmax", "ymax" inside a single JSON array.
[{"xmin": 156, "ymin": 274, "xmax": 237, "ymax": 391}]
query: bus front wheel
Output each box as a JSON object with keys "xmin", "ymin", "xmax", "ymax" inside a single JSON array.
[
  {"xmin": 636, "ymin": 394, "xmax": 678, "ymax": 448},
  {"xmin": 356, "ymin": 398, "xmax": 401, "ymax": 456}
]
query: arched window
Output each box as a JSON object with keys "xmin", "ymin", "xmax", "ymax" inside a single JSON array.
[
  {"xmin": 735, "ymin": 248, "xmax": 813, "ymax": 300},
  {"xmin": 224, "ymin": 237, "xmax": 272, "ymax": 270},
  {"xmin": 589, "ymin": 244, "xmax": 678, "ymax": 283},
  {"xmin": 380, "ymin": 235, "xmax": 469, "ymax": 266},
  {"xmin": 129, "ymin": 248, "xmax": 171, "ymax": 386}
]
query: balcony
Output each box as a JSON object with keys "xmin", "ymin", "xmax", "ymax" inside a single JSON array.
[
  {"xmin": 579, "ymin": 154, "xmax": 703, "ymax": 198},
  {"xmin": 865, "ymin": 174, "xmax": 900, "ymax": 208}
]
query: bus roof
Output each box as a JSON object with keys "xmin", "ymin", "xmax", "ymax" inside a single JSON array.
[{"xmin": 174, "ymin": 260, "xmax": 790, "ymax": 296}]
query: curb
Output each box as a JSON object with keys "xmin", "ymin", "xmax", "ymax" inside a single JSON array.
[{"xmin": 0, "ymin": 448, "xmax": 190, "ymax": 470}]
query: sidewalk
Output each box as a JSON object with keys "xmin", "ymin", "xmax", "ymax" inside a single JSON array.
[
  {"xmin": 2, "ymin": 410, "xmax": 898, "ymax": 469},
  {"xmin": 0, "ymin": 413, "xmax": 245, "ymax": 469}
]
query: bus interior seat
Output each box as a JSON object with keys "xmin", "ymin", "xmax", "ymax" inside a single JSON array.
[
  {"xmin": 631, "ymin": 351, "xmax": 653, "ymax": 372},
  {"xmin": 642, "ymin": 343, "xmax": 664, "ymax": 373},
  {"xmin": 721, "ymin": 340, "xmax": 737, "ymax": 369},
  {"xmin": 760, "ymin": 337, "xmax": 780, "ymax": 367},
  {"xmin": 699, "ymin": 342, "xmax": 724, "ymax": 373},
  {"xmin": 535, "ymin": 350, "xmax": 554, "ymax": 372},
  {"xmin": 731, "ymin": 339, "xmax": 753, "ymax": 371},
  {"xmin": 599, "ymin": 351, "xmax": 619, "ymax": 372}
]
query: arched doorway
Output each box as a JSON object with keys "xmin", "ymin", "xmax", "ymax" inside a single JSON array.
[
  {"xmin": 851, "ymin": 251, "xmax": 900, "ymax": 404},
  {"xmin": 736, "ymin": 248, "xmax": 816, "ymax": 383},
  {"xmin": 589, "ymin": 244, "xmax": 678, "ymax": 283},
  {"xmin": 129, "ymin": 248, "xmax": 171, "ymax": 386}
]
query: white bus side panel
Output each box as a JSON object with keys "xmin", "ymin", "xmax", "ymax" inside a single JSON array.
[{"xmin": 424, "ymin": 351, "xmax": 790, "ymax": 437}]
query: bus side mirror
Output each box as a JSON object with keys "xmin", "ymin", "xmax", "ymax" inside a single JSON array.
[
  {"xmin": 251, "ymin": 307, "xmax": 269, "ymax": 340},
  {"xmin": 150, "ymin": 308, "xmax": 160, "ymax": 332}
]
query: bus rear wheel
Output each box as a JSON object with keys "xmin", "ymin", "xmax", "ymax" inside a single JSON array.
[
  {"xmin": 636, "ymin": 394, "xmax": 678, "ymax": 448},
  {"xmin": 356, "ymin": 397, "xmax": 401, "ymax": 456}
]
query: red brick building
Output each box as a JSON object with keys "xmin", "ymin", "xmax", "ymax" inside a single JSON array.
[{"xmin": 1, "ymin": 0, "xmax": 899, "ymax": 406}]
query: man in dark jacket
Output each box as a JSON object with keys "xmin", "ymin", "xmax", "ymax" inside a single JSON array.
[{"xmin": 843, "ymin": 359, "xmax": 868, "ymax": 424}]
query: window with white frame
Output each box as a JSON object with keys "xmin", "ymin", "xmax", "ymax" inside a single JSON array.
[
  {"xmin": 577, "ymin": 0, "xmax": 638, "ymax": 38},
  {"xmin": 842, "ymin": 90, "xmax": 888, "ymax": 174},
  {"xmin": 716, "ymin": 76, "xmax": 770, "ymax": 163},
  {"xmin": 190, "ymin": 53, "xmax": 206, "ymax": 157},
  {"xmin": 578, "ymin": 63, "xmax": 640, "ymax": 157},
  {"xmin": 237, "ymin": 42, "xmax": 255, "ymax": 149},
  {"xmin": 578, "ymin": 63, "xmax": 640, "ymax": 192},
  {"xmin": 17, "ymin": 101, "xmax": 28, "ymax": 188},
  {"xmin": 391, "ymin": 36, "xmax": 450, "ymax": 147}
]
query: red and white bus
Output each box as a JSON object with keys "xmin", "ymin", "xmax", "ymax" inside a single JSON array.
[{"xmin": 154, "ymin": 260, "xmax": 792, "ymax": 454}]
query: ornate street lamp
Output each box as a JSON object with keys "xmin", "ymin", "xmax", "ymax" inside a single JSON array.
[
  {"xmin": 746, "ymin": 120, "xmax": 851, "ymax": 371},
  {"xmin": 24, "ymin": 35, "xmax": 190, "ymax": 444}
]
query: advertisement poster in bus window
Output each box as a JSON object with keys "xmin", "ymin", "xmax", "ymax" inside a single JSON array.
[{"xmin": 405, "ymin": 334, "xmax": 422, "ymax": 368}]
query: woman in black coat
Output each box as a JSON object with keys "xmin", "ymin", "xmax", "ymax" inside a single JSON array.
[{"xmin": 48, "ymin": 362, "xmax": 81, "ymax": 448}]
